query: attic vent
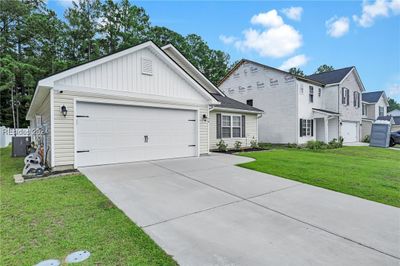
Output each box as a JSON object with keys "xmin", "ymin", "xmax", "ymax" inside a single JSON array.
[{"xmin": 141, "ymin": 57, "xmax": 153, "ymax": 75}]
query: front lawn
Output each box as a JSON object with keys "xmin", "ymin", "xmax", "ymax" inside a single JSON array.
[
  {"xmin": 239, "ymin": 146, "xmax": 400, "ymax": 207},
  {"xmin": 0, "ymin": 147, "xmax": 177, "ymax": 265}
]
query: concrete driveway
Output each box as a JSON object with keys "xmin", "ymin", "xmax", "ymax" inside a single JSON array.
[{"xmin": 80, "ymin": 153, "xmax": 400, "ymax": 266}]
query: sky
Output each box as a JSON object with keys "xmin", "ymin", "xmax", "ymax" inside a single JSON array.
[{"xmin": 47, "ymin": 0, "xmax": 400, "ymax": 101}]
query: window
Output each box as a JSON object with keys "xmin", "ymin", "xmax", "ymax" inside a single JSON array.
[
  {"xmin": 379, "ymin": 106, "xmax": 385, "ymax": 117},
  {"xmin": 221, "ymin": 115, "xmax": 242, "ymax": 138},
  {"xmin": 342, "ymin": 87, "xmax": 349, "ymax": 105},
  {"xmin": 318, "ymin": 88, "xmax": 321, "ymax": 97},
  {"xmin": 300, "ymin": 119, "xmax": 313, "ymax": 137},
  {"xmin": 246, "ymin": 99, "xmax": 253, "ymax": 106},
  {"xmin": 353, "ymin": 91, "xmax": 360, "ymax": 108},
  {"xmin": 309, "ymin": 86, "xmax": 314, "ymax": 103},
  {"xmin": 362, "ymin": 103, "xmax": 367, "ymax": 116},
  {"xmin": 222, "ymin": 116, "xmax": 231, "ymax": 138}
]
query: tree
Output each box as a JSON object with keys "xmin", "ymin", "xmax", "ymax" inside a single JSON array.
[
  {"xmin": 315, "ymin": 64, "xmax": 334, "ymax": 74},
  {"xmin": 388, "ymin": 98, "xmax": 400, "ymax": 112},
  {"xmin": 289, "ymin": 67, "xmax": 305, "ymax": 77},
  {"xmin": 65, "ymin": 0, "xmax": 102, "ymax": 62}
]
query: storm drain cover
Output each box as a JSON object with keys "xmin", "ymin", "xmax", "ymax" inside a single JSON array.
[
  {"xmin": 35, "ymin": 259, "xmax": 60, "ymax": 266},
  {"xmin": 65, "ymin": 250, "xmax": 91, "ymax": 263}
]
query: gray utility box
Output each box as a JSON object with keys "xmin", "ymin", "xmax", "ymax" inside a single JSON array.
[
  {"xmin": 369, "ymin": 123, "xmax": 391, "ymax": 148},
  {"xmin": 12, "ymin": 136, "xmax": 31, "ymax": 157}
]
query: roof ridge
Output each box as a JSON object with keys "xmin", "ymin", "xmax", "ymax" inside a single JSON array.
[{"xmin": 307, "ymin": 66, "xmax": 354, "ymax": 77}]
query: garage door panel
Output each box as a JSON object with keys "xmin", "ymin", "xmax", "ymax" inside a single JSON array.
[
  {"xmin": 76, "ymin": 102, "xmax": 198, "ymax": 167},
  {"xmin": 342, "ymin": 122, "xmax": 357, "ymax": 143}
]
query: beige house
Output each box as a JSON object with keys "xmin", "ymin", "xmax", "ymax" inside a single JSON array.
[{"xmin": 361, "ymin": 91, "xmax": 389, "ymax": 138}]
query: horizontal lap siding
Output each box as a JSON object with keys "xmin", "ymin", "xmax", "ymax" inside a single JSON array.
[
  {"xmin": 199, "ymin": 106, "xmax": 209, "ymax": 154},
  {"xmin": 209, "ymin": 110, "xmax": 258, "ymax": 149}
]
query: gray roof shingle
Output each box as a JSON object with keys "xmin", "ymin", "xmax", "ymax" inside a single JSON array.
[
  {"xmin": 362, "ymin": 91, "xmax": 384, "ymax": 103},
  {"xmin": 211, "ymin": 93, "xmax": 263, "ymax": 113},
  {"xmin": 392, "ymin": 116, "xmax": 400, "ymax": 125},
  {"xmin": 307, "ymin": 67, "xmax": 354, "ymax": 84}
]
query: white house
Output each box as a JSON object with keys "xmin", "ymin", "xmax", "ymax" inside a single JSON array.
[
  {"xmin": 26, "ymin": 41, "xmax": 262, "ymax": 170},
  {"xmin": 361, "ymin": 91, "xmax": 389, "ymax": 138},
  {"xmin": 218, "ymin": 60, "xmax": 365, "ymax": 144},
  {"xmin": 388, "ymin": 109, "xmax": 400, "ymax": 116}
]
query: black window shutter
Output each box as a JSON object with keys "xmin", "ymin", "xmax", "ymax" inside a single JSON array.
[
  {"xmin": 353, "ymin": 91, "xmax": 356, "ymax": 106},
  {"xmin": 358, "ymin": 93, "xmax": 360, "ymax": 108},
  {"xmin": 342, "ymin": 88, "xmax": 345, "ymax": 104},
  {"xmin": 311, "ymin": 120, "xmax": 314, "ymax": 137},
  {"xmin": 216, "ymin": 113, "xmax": 221, "ymax": 139},
  {"xmin": 346, "ymin": 89, "xmax": 349, "ymax": 105},
  {"xmin": 299, "ymin": 119, "xmax": 303, "ymax": 137},
  {"xmin": 242, "ymin": 115, "xmax": 246, "ymax": 138}
]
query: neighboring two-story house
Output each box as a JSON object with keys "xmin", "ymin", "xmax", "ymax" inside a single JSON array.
[
  {"xmin": 361, "ymin": 91, "xmax": 389, "ymax": 138},
  {"xmin": 218, "ymin": 59, "xmax": 365, "ymax": 144}
]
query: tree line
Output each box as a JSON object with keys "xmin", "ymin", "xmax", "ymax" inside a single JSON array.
[{"xmin": 0, "ymin": 0, "xmax": 230, "ymax": 128}]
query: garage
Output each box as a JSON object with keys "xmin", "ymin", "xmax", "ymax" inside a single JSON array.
[
  {"xmin": 76, "ymin": 102, "xmax": 198, "ymax": 167},
  {"xmin": 341, "ymin": 121, "xmax": 358, "ymax": 142}
]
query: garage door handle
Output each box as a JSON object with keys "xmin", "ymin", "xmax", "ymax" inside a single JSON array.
[
  {"xmin": 77, "ymin": 150, "xmax": 90, "ymax": 153},
  {"xmin": 188, "ymin": 145, "xmax": 196, "ymax": 147},
  {"xmin": 76, "ymin": 115, "xmax": 89, "ymax": 118}
]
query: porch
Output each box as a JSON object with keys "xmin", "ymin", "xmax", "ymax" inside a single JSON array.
[{"xmin": 313, "ymin": 108, "xmax": 340, "ymax": 143}]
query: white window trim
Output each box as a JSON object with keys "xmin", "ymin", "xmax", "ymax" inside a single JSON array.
[
  {"xmin": 343, "ymin": 87, "xmax": 349, "ymax": 106},
  {"xmin": 221, "ymin": 114, "xmax": 242, "ymax": 139},
  {"xmin": 379, "ymin": 106, "xmax": 385, "ymax": 117},
  {"xmin": 362, "ymin": 103, "xmax": 367, "ymax": 116}
]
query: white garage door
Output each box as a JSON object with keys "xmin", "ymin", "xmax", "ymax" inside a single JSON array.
[
  {"xmin": 76, "ymin": 102, "xmax": 197, "ymax": 167},
  {"xmin": 341, "ymin": 122, "xmax": 358, "ymax": 143}
]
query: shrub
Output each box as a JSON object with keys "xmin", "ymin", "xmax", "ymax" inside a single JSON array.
[
  {"xmin": 328, "ymin": 138, "xmax": 344, "ymax": 149},
  {"xmin": 306, "ymin": 140, "xmax": 327, "ymax": 150},
  {"xmin": 250, "ymin": 137, "xmax": 258, "ymax": 149},
  {"xmin": 234, "ymin": 141, "xmax": 242, "ymax": 150},
  {"xmin": 287, "ymin": 143, "xmax": 299, "ymax": 149},
  {"xmin": 362, "ymin": 135, "xmax": 370, "ymax": 143},
  {"xmin": 216, "ymin": 140, "xmax": 228, "ymax": 152}
]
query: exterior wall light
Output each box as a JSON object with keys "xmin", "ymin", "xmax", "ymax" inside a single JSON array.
[
  {"xmin": 202, "ymin": 114, "xmax": 208, "ymax": 122},
  {"xmin": 61, "ymin": 105, "xmax": 68, "ymax": 117}
]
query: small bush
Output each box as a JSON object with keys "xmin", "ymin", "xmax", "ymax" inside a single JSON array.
[
  {"xmin": 234, "ymin": 141, "xmax": 242, "ymax": 150},
  {"xmin": 362, "ymin": 135, "xmax": 370, "ymax": 143},
  {"xmin": 287, "ymin": 143, "xmax": 299, "ymax": 149},
  {"xmin": 250, "ymin": 137, "xmax": 259, "ymax": 149},
  {"xmin": 216, "ymin": 140, "xmax": 228, "ymax": 152},
  {"xmin": 306, "ymin": 140, "xmax": 327, "ymax": 150}
]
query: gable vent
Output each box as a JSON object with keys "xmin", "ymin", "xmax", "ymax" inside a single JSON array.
[{"xmin": 141, "ymin": 57, "xmax": 153, "ymax": 75}]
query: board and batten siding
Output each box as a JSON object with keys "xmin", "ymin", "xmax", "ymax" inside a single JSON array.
[
  {"xmin": 209, "ymin": 110, "xmax": 258, "ymax": 149},
  {"xmin": 31, "ymin": 92, "xmax": 52, "ymax": 166},
  {"xmin": 52, "ymin": 90, "xmax": 210, "ymax": 169}
]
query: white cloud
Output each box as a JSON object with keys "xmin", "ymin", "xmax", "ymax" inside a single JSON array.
[
  {"xmin": 250, "ymin": 10, "xmax": 284, "ymax": 28},
  {"xmin": 387, "ymin": 83, "xmax": 400, "ymax": 100},
  {"xmin": 279, "ymin": 54, "xmax": 309, "ymax": 70},
  {"xmin": 233, "ymin": 10, "xmax": 302, "ymax": 58},
  {"xmin": 219, "ymin": 35, "xmax": 237, "ymax": 45},
  {"xmin": 281, "ymin": 7, "xmax": 303, "ymax": 21},
  {"xmin": 326, "ymin": 16, "xmax": 350, "ymax": 38},
  {"xmin": 353, "ymin": 0, "xmax": 400, "ymax": 27}
]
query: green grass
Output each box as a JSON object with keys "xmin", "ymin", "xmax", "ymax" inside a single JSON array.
[
  {"xmin": 0, "ymin": 147, "xmax": 177, "ymax": 266},
  {"xmin": 239, "ymin": 146, "xmax": 400, "ymax": 207}
]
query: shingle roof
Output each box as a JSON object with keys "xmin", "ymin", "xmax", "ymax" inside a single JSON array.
[
  {"xmin": 393, "ymin": 116, "xmax": 400, "ymax": 125},
  {"xmin": 377, "ymin": 116, "xmax": 393, "ymax": 122},
  {"xmin": 211, "ymin": 93, "xmax": 263, "ymax": 113},
  {"xmin": 307, "ymin": 67, "xmax": 354, "ymax": 84},
  {"xmin": 362, "ymin": 91, "xmax": 384, "ymax": 103}
]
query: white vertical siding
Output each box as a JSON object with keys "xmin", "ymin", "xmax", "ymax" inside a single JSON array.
[
  {"xmin": 55, "ymin": 48, "xmax": 205, "ymax": 102},
  {"xmin": 219, "ymin": 62, "xmax": 297, "ymax": 144},
  {"xmin": 209, "ymin": 110, "xmax": 258, "ymax": 149}
]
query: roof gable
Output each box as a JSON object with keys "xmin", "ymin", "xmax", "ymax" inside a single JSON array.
[{"xmin": 362, "ymin": 91, "xmax": 385, "ymax": 103}]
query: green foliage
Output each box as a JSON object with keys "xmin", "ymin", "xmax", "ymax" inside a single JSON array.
[
  {"xmin": 288, "ymin": 67, "xmax": 305, "ymax": 77},
  {"xmin": 387, "ymin": 98, "xmax": 400, "ymax": 112},
  {"xmin": 305, "ymin": 140, "xmax": 327, "ymax": 150},
  {"xmin": 287, "ymin": 143, "xmax": 300, "ymax": 149},
  {"xmin": 362, "ymin": 135, "xmax": 370, "ymax": 143},
  {"xmin": 0, "ymin": 0, "xmax": 230, "ymax": 128},
  {"xmin": 216, "ymin": 139, "xmax": 228, "ymax": 152},
  {"xmin": 250, "ymin": 137, "xmax": 258, "ymax": 149},
  {"xmin": 328, "ymin": 138, "xmax": 343, "ymax": 149},
  {"xmin": 315, "ymin": 64, "xmax": 335, "ymax": 74},
  {"xmin": 234, "ymin": 141, "xmax": 242, "ymax": 150}
]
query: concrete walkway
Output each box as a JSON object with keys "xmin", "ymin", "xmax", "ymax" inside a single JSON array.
[{"xmin": 80, "ymin": 153, "xmax": 400, "ymax": 266}]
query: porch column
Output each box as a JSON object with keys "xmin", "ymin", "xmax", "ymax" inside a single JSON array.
[{"xmin": 324, "ymin": 117, "xmax": 329, "ymax": 143}]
